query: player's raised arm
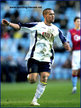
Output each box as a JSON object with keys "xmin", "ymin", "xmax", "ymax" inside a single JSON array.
[{"xmin": 2, "ymin": 19, "xmax": 20, "ymax": 30}]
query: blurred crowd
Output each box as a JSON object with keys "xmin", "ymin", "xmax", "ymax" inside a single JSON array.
[{"xmin": 1, "ymin": 0, "xmax": 80, "ymax": 82}]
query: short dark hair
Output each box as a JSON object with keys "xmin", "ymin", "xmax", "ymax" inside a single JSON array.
[
  {"xmin": 74, "ymin": 16, "xmax": 80, "ymax": 22},
  {"xmin": 43, "ymin": 8, "xmax": 53, "ymax": 16}
]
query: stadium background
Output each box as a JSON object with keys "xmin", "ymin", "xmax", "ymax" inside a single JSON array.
[{"xmin": 1, "ymin": 0, "xmax": 80, "ymax": 82}]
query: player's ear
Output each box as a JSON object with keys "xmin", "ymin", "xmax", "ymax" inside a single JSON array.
[{"xmin": 43, "ymin": 14, "xmax": 46, "ymax": 18}]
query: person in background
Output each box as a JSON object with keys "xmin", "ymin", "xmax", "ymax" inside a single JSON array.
[{"xmin": 67, "ymin": 16, "xmax": 80, "ymax": 94}]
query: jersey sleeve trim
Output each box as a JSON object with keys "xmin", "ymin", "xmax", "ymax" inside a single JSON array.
[
  {"xmin": 18, "ymin": 22, "xmax": 38, "ymax": 28},
  {"xmin": 58, "ymin": 29, "xmax": 67, "ymax": 44}
]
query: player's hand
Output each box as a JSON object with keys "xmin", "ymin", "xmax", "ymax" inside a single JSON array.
[
  {"xmin": 63, "ymin": 42, "xmax": 72, "ymax": 51},
  {"xmin": 2, "ymin": 19, "xmax": 10, "ymax": 26}
]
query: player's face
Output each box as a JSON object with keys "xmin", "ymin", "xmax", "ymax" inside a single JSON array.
[
  {"xmin": 45, "ymin": 10, "xmax": 55, "ymax": 23},
  {"xmin": 74, "ymin": 19, "xmax": 80, "ymax": 28}
]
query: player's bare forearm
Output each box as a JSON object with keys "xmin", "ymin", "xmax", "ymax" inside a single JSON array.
[
  {"xmin": 8, "ymin": 22, "xmax": 20, "ymax": 30},
  {"xmin": 63, "ymin": 42, "xmax": 72, "ymax": 51},
  {"xmin": 2, "ymin": 19, "xmax": 20, "ymax": 30}
]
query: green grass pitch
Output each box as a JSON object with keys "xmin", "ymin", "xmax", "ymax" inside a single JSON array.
[{"xmin": 1, "ymin": 80, "xmax": 80, "ymax": 107}]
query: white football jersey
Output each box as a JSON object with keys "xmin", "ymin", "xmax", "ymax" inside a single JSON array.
[{"xmin": 19, "ymin": 22, "xmax": 66, "ymax": 63}]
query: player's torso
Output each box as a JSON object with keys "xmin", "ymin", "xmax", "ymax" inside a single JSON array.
[
  {"xmin": 69, "ymin": 29, "xmax": 80, "ymax": 50},
  {"xmin": 31, "ymin": 22, "xmax": 59, "ymax": 62}
]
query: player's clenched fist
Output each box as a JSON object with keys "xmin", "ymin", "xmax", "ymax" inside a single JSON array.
[
  {"xmin": 63, "ymin": 42, "xmax": 71, "ymax": 51},
  {"xmin": 2, "ymin": 19, "xmax": 9, "ymax": 26},
  {"xmin": 2, "ymin": 19, "xmax": 20, "ymax": 30}
]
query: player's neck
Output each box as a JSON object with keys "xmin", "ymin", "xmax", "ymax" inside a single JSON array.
[
  {"xmin": 74, "ymin": 27, "xmax": 80, "ymax": 30},
  {"xmin": 44, "ymin": 21, "xmax": 52, "ymax": 26}
]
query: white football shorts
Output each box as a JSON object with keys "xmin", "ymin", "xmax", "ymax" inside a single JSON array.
[{"xmin": 72, "ymin": 50, "xmax": 80, "ymax": 70}]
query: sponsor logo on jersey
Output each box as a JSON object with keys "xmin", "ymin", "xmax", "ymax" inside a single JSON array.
[
  {"xmin": 42, "ymin": 32, "xmax": 54, "ymax": 42},
  {"xmin": 74, "ymin": 35, "xmax": 80, "ymax": 41}
]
